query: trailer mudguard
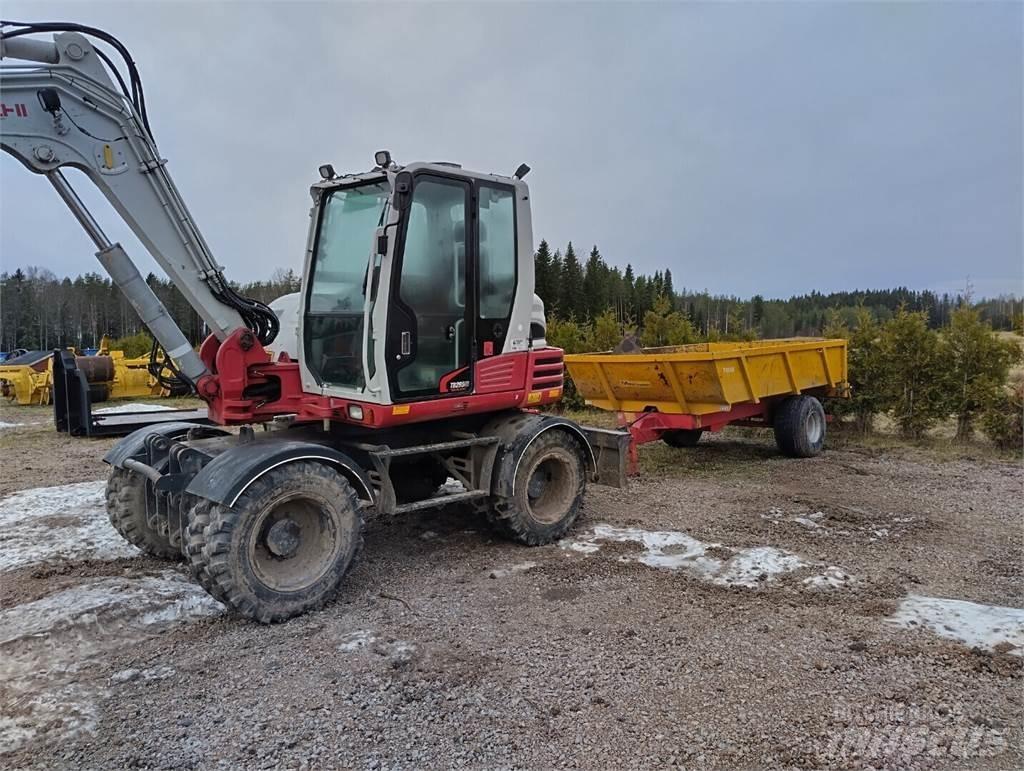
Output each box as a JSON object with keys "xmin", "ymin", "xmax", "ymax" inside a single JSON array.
[
  {"xmin": 103, "ymin": 422, "xmax": 227, "ymax": 467},
  {"xmin": 185, "ymin": 440, "xmax": 374, "ymax": 507},
  {"xmin": 481, "ymin": 412, "xmax": 598, "ymax": 497}
]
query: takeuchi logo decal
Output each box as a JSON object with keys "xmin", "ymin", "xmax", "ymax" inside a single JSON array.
[{"xmin": 0, "ymin": 103, "xmax": 29, "ymax": 118}]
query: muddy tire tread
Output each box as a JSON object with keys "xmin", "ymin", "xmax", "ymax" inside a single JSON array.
[
  {"xmin": 479, "ymin": 430, "xmax": 586, "ymax": 547},
  {"xmin": 105, "ymin": 467, "xmax": 181, "ymax": 560},
  {"xmin": 192, "ymin": 462, "xmax": 364, "ymax": 623}
]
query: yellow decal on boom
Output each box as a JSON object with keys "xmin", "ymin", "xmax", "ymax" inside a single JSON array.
[{"xmin": 103, "ymin": 144, "xmax": 114, "ymax": 169}]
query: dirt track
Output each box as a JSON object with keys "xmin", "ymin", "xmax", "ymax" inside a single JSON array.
[{"xmin": 0, "ymin": 406, "xmax": 1021, "ymax": 770}]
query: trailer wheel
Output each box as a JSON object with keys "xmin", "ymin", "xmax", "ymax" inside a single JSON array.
[
  {"xmin": 105, "ymin": 467, "xmax": 181, "ymax": 560},
  {"xmin": 482, "ymin": 430, "xmax": 587, "ymax": 546},
  {"xmin": 773, "ymin": 395, "xmax": 826, "ymax": 458},
  {"xmin": 191, "ymin": 461, "xmax": 363, "ymax": 623},
  {"xmin": 662, "ymin": 429, "xmax": 704, "ymax": 448}
]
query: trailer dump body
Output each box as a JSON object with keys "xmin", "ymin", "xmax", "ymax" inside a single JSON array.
[
  {"xmin": 565, "ymin": 338, "xmax": 848, "ymax": 415},
  {"xmin": 565, "ymin": 338, "xmax": 849, "ymax": 466}
]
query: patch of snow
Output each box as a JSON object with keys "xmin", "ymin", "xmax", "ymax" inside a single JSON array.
[
  {"xmin": 336, "ymin": 630, "xmax": 415, "ymax": 661},
  {"xmin": 0, "ymin": 420, "xmax": 25, "ymax": 430},
  {"xmin": 803, "ymin": 566, "xmax": 856, "ymax": 591},
  {"xmin": 0, "ymin": 481, "xmax": 139, "ymax": 572},
  {"xmin": 561, "ymin": 539, "xmax": 601, "ymax": 554},
  {"xmin": 387, "ymin": 640, "xmax": 417, "ymax": 664},
  {"xmin": 441, "ymin": 477, "xmax": 466, "ymax": 494},
  {"xmin": 0, "ymin": 571, "xmax": 222, "ymax": 754},
  {"xmin": 560, "ymin": 525, "xmax": 843, "ymax": 589},
  {"xmin": 889, "ymin": 595, "xmax": 1024, "ymax": 656},
  {"xmin": 489, "ymin": 561, "xmax": 537, "ymax": 579},
  {"xmin": 92, "ymin": 402, "xmax": 175, "ymax": 414},
  {"xmin": 338, "ymin": 629, "xmax": 377, "ymax": 652},
  {"xmin": 716, "ymin": 547, "xmax": 806, "ymax": 587},
  {"xmin": 762, "ymin": 507, "xmax": 829, "ymax": 532},
  {"xmin": 110, "ymin": 665, "xmax": 176, "ymax": 684}
]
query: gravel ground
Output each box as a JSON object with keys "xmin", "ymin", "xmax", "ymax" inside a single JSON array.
[{"xmin": 0, "ymin": 403, "xmax": 1021, "ymax": 770}]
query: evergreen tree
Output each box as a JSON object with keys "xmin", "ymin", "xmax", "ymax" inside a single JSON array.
[
  {"xmin": 876, "ymin": 307, "xmax": 947, "ymax": 438},
  {"xmin": 592, "ymin": 309, "xmax": 623, "ymax": 351},
  {"xmin": 641, "ymin": 295, "xmax": 697, "ymax": 347},
  {"xmin": 663, "ymin": 269, "xmax": 675, "ymax": 308},
  {"xmin": 533, "ymin": 240, "xmax": 556, "ymax": 308},
  {"xmin": 582, "ymin": 245, "xmax": 608, "ymax": 320},
  {"xmin": 941, "ymin": 307, "xmax": 1021, "ymax": 439},
  {"xmin": 559, "ymin": 242, "xmax": 585, "ymax": 319}
]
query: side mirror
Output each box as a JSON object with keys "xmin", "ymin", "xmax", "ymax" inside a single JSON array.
[{"xmin": 393, "ymin": 171, "xmax": 413, "ymax": 212}]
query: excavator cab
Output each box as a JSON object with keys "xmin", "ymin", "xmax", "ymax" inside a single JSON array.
[{"xmin": 300, "ymin": 160, "xmax": 540, "ymax": 408}]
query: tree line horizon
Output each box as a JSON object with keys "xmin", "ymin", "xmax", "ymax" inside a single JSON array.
[{"xmin": 0, "ymin": 239, "xmax": 1020, "ymax": 352}]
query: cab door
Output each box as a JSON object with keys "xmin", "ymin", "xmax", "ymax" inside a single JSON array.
[
  {"xmin": 385, "ymin": 174, "xmax": 473, "ymax": 400},
  {"xmin": 475, "ymin": 183, "xmax": 518, "ymax": 360}
]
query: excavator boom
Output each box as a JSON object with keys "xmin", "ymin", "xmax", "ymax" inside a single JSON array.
[{"xmin": 0, "ymin": 22, "xmax": 278, "ymax": 382}]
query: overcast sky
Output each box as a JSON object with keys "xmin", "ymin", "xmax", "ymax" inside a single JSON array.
[{"xmin": 1, "ymin": 1, "xmax": 1020, "ymax": 300}]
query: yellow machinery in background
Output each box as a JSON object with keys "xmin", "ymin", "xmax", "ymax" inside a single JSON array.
[{"xmin": 0, "ymin": 337, "xmax": 176, "ymax": 406}]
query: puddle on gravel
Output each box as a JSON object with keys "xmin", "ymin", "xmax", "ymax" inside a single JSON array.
[
  {"xmin": 560, "ymin": 525, "xmax": 853, "ymax": 589},
  {"xmin": 0, "ymin": 481, "xmax": 139, "ymax": 572},
  {"xmin": 0, "ymin": 571, "xmax": 223, "ymax": 754},
  {"xmin": 889, "ymin": 595, "xmax": 1024, "ymax": 655}
]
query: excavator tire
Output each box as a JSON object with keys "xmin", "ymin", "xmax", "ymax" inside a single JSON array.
[
  {"xmin": 105, "ymin": 467, "xmax": 181, "ymax": 560},
  {"xmin": 186, "ymin": 461, "xmax": 363, "ymax": 623},
  {"xmin": 184, "ymin": 499, "xmax": 228, "ymax": 603},
  {"xmin": 661, "ymin": 429, "xmax": 704, "ymax": 448},
  {"xmin": 480, "ymin": 429, "xmax": 587, "ymax": 546}
]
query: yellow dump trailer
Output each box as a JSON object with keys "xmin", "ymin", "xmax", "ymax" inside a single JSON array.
[{"xmin": 564, "ymin": 338, "xmax": 849, "ymax": 461}]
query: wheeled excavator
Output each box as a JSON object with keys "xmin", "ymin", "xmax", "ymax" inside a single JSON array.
[{"xmin": 0, "ymin": 22, "xmax": 627, "ymax": 622}]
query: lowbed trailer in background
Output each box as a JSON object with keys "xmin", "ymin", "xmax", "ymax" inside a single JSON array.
[
  {"xmin": 564, "ymin": 338, "xmax": 849, "ymax": 468},
  {"xmin": 0, "ymin": 340, "xmax": 184, "ymax": 407}
]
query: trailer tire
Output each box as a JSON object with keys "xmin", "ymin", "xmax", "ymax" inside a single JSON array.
[
  {"xmin": 481, "ymin": 429, "xmax": 587, "ymax": 546},
  {"xmin": 662, "ymin": 429, "xmax": 704, "ymax": 448},
  {"xmin": 105, "ymin": 467, "xmax": 181, "ymax": 560},
  {"xmin": 192, "ymin": 461, "xmax": 363, "ymax": 623},
  {"xmin": 773, "ymin": 395, "xmax": 826, "ymax": 458}
]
